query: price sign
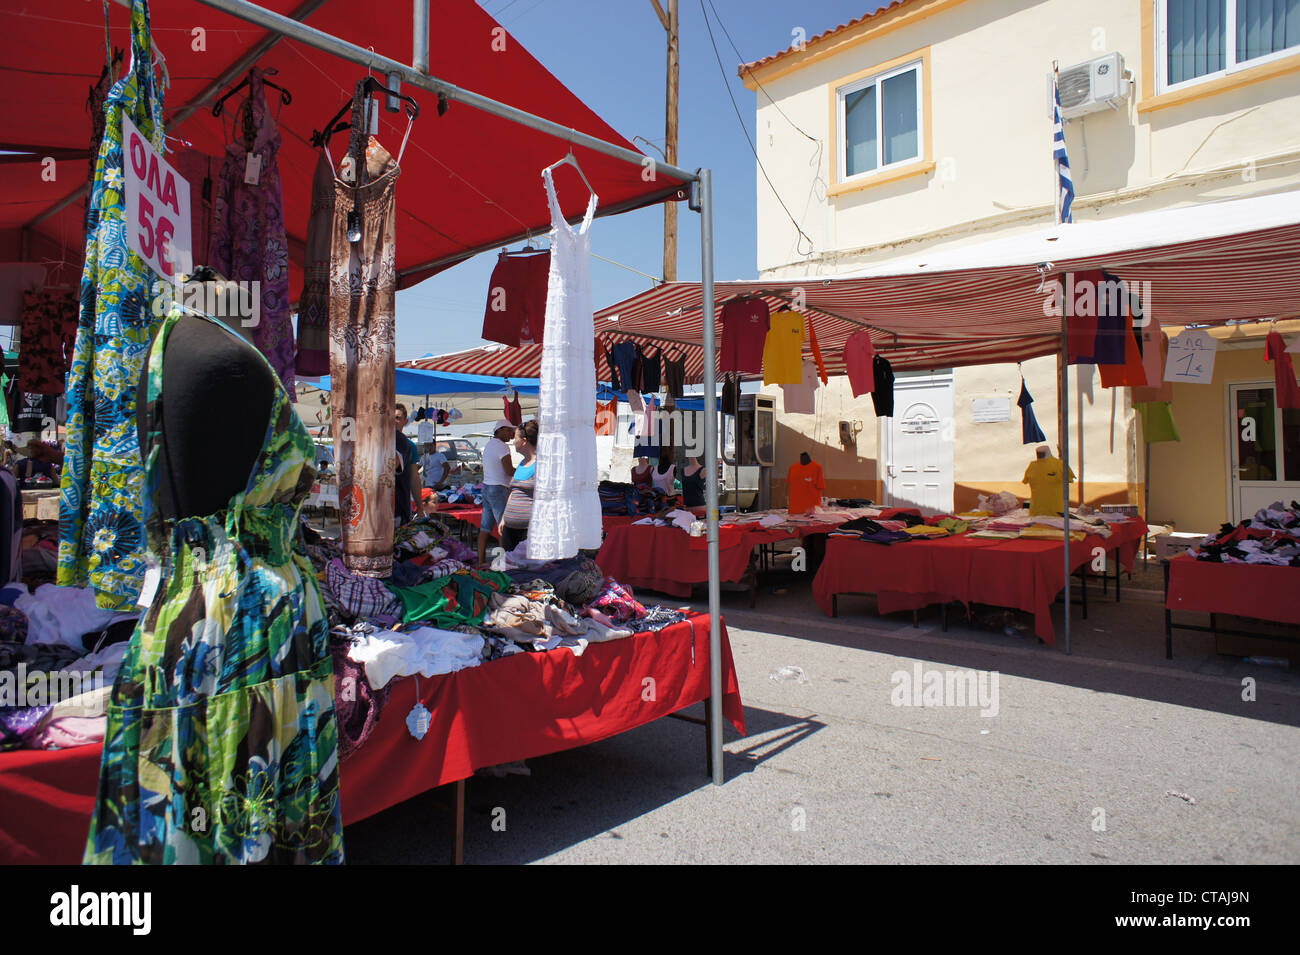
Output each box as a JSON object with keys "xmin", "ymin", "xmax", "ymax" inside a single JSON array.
[
  {"xmin": 1164, "ymin": 329, "xmax": 1217, "ymax": 384},
  {"xmin": 123, "ymin": 116, "xmax": 193, "ymax": 280}
]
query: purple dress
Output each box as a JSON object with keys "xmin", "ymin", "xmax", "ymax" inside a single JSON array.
[{"xmin": 210, "ymin": 68, "xmax": 296, "ymax": 397}]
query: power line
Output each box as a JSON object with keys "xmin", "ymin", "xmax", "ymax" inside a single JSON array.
[
  {"xmin": 706, "ymin": 0, "xmax": 818, "ymax": 144},
  {"xmin": 698, "ymin": 0, "xmax": 815, "ymax": 255}
]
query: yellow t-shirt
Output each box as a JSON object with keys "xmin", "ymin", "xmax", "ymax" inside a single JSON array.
[
  {"xmin": 1022, "ymin": 457, "xmax": 1076, "ymax": 516},
  {"xmin": 762, "ymin": 311, "xmax": 805, "ymax": 385}
]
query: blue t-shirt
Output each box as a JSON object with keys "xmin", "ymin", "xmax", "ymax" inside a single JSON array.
[{"xmin": 514, "ymin": 460, "xmax": 537, "ymax": 482}]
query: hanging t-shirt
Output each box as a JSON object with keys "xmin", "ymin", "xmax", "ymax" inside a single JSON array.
[
  {"xmin": 720, "ymin": 299, "xmax": 770, "ymax": 374},
  {"xmin": 762, "ymin": 311, "xmax": 805, "ymax": 385},
  {"xmin": 1136, "ymin": 401, "xmax": 1181, "ymax": 443},
  {"xmin": 1265, "ymin": 330, "xmax": 1300, "ymax": 410},
  {"xmin": 1132, "ymin": 331, "xmax": 1173, "ymax": 403},
  {"xmin": 786, "ymin": 459, "xmax": 825, "ymax": 515},
  {"xmin": 1065, "ymin": 270, "xmax": 1104, "ymax": 364},
  {"xmin": 1092, "ymin": 272, "xmax": 1128, "ymax": 366},
  {"xmin": 781, "ymin": 359, "xmax": 819, "ymax": 414},
  {"xmin": 721, "ymin": 372, "xmax": 740, "ymax": 417},
  {"xmin": 417, "ymin": 419, "xmax": 435, "ymax": 445},
  {"xmin": 870, "ymin": 355, "xmax": 895, "ymax": 417},
  {"xmin": 808, "ymin": 322, "xmax": 828, "ymax": 384},
  {"xmin": 663, "ymin": 351, "xmax": 686, "ymax": 400},
  {"xmin": 594, "ymin": 398, "xmax": 617, "ymax": 436},
  {"xmin": 610, "ymin": 341, "xmax": 641, "ymax": 394},
  {"xmin": 640, "ymin": 348, "xmax": 662, "ymax": 393},
  {"xmin": 12, "ymin": 391, "xmax": 55, "ymax": 434},
  {"xmin": 481, "ymin": 251, "xmax": 550, "ymax": 347},
  {"xmin": 1018, "ymin": 379, "xmax": 1047, "ymax": 445},
  {"xmin": 503, "ymin": 392, "xmax": 522, "ymax": 426},
  {"xmin": 843, "ymin": 330, "xmax": 876, "ymax": 397},
  {"xmin": 1023, "ymin": 456, "xmax": 1075, "ymax": 517},
  {"xmin": 1098, "ymin": 315, "xmax": 1147, "ymax": 388}
]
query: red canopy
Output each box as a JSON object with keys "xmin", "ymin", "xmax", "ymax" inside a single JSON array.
[
  {"xmin": 0, "ymin": 0, "xmax": 686, "ymax": 291},
  {"xmin": 410, "ymin": 192, "xmax": 1300, "ymax": 380}
]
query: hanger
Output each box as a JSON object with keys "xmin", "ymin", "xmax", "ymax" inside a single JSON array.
[
  {"xmin": 542, "ymin": 149, "xmax": 595, "ymax": 199},
  {"xmin": 311, "ymin": 75, "xmax": 420, "ymax": 149},
  {"xmin": 211, "ymin": 68, "xmax": 292, "ymax": 118},
  {"xmin": 501, "ymin": 232, "xmax": 545, "ymax": 256}
]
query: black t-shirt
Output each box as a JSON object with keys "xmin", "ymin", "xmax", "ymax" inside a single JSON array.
[{"xmin": 871, "ymin": 356, "xmax": 895, "ymax": 418}]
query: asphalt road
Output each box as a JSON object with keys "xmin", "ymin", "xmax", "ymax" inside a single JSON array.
[{"xmin": 343, "ymin": 572, "xmax": 1300, "ymax": 864}]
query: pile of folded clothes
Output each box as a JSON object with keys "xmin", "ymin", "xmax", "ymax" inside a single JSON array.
[
  {"xmin": 316, "ymin": 528, "xmax": 691, "ymax": 759},
  {"xmin": 0, "ymin": 582, "xmax": 139, "ymax": 751},
  {"xmin": 1192, "ymin": 501, "xmax": 1300, "ymax": 566}
]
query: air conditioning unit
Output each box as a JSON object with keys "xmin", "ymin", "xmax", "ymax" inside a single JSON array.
[{"xmin": 1050, "ymin": 52, "xmax": 1130, "ymax": 120}]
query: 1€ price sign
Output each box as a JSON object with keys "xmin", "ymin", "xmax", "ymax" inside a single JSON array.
[
  {"xmin": 1164, "ymin": 328, "xmax": 1217, "ymax": 385},
  {"xmin": 123, "ymin": 116, "xmax": 193, "ymax": 280}
]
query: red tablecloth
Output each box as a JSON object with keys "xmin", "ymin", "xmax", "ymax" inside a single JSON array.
[
  {"xmin": 0, "ymin": 615, "xmax": 743, "ymax": 865},
  {"xmin": 593, "ymin": 508, "xmax": 920, "ymax": 597},
  {"xmin": 813, "ymin": 519, "xmax": 1148, "ymax": 643},
  {"xmin": 1165, "ymin": 554, "xmax": 1300, "ymax": 625}
]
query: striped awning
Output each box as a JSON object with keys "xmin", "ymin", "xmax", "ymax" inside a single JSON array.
[{"xmin": 405, "ymin": 191, "xmax": 1300, "ymax": 380}]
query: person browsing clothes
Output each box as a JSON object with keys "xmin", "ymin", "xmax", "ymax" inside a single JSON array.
[
  {"xmin": 497, "ymin": 419, "xmax": 538, "ymax": 553},
  {"xmin": 478, "ymin": 418, "xmax": 517, "ymax": 565}
]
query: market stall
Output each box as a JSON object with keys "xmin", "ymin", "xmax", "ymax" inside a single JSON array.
[
  {"xmin": 813, "ymin": 515, "xmax": 1148, "ymax": 643},
  {"xmin": 0, "ymin": 0, "xmax": 738, "ymax": 868},
  {"xmin": 1164, "ymin": 502, "xmax": 1300, "ymax": 658},
  {"xmin": 0, "ymin": 611, "xmax": 744, "ymax": 865}
]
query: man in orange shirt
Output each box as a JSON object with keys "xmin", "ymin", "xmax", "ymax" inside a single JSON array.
[{"xmin": 787, "ymin": 451, "xmax": 825, "ymax": 515}]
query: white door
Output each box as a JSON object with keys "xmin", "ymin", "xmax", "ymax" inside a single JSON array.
[
  {"xmin": 1228, "ymin": 382, "xmax": 1300, "ymax": 523},
  {"xmin": 882, "ymin": 371, "xmax": 955, "ymax": 515}
]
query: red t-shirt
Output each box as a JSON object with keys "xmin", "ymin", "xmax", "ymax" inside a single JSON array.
[
  {"xmin": 1266, "ymin": 331, "xmax": 1300, "ymax": 410},
  {"xmin": 720, "ymin": 299, "xmax": 770, "ymax": 374},
  {"xmin": 787, "ymin": 460, "xmax": 825, "ymax": 515},
  {"xmin": 482, "ymin": 251, "xmax": 550, "ymax": 347},
  {"xmin": 843, "ymin": 330, "xmax": 876, "ymax": 397}
]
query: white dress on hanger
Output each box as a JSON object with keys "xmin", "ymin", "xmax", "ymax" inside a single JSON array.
[{"xmin": 527, "ymin": 169, "xmax": 602, "ymax": 559}]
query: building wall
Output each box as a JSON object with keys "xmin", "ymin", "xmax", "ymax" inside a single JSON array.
[
  {"xmin": 747, "ymin": 0, "xmax": 1300, "ymax": 514},
  {"xmin": 751, "ymin": 0, "xmax": 1300, "ymax": 274}
]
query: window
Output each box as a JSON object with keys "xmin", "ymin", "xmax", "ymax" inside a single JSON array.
[
  {"xmin": 1161, "ymin": 0, "xmax": 1300, "ymax": 90},
  {"xmin": 837, "ymin": 59, "xmax": 923, "ymax": 181}
]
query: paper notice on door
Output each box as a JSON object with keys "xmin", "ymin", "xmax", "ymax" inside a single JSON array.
[{"xmin": 1164, "ymin": 329, "xmax": 1217, "ymax": 384}]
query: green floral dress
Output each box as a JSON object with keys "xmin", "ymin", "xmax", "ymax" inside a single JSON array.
[{"xmin": 84, "ymin": 304, "xmax": 344, "ymax": 865}]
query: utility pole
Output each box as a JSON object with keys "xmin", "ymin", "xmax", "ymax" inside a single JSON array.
[{"xmin": 650, "ymin": 0, "xmax": 679, "ymax": 281}]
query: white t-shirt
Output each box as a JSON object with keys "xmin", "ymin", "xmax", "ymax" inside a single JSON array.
[
  {"xmin": 483, "ymin": 437, "xmax": 512, "ymax": 486},
  {"xmin": 417, "ymin": 420, "xmax": 434, "ymax": 444},
  {"xmin": 420, "ymin": 452, "xmax": 448, "ymax": 485}
]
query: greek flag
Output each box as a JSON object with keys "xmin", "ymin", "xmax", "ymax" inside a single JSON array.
[{"xmin": 1052, "ymin": 72, "xmax": 1074, "ymax": 224}]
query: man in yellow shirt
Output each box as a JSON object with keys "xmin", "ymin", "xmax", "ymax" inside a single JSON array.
[{"xmin": 1022, "ymin": 445, "xmax": 1076, "ymax": 517}]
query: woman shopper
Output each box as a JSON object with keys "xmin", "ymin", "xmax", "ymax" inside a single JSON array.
[
  {"xmin": 498, "ymin": 420, "xmax": 538, "ymax": 553},
  {"xmin": 679, "ymin": 455, "xmax": 706, "ymax": 507}
]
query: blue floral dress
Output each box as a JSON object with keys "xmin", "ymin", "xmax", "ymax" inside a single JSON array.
[{"xmin": 58, "ymin": 0, "xmax": 167, "ymax": 610}]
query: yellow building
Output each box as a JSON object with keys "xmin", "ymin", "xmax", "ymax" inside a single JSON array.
[{"xmin": 742, "ymin": 0, "xmax": 1300, "ymax": 531}]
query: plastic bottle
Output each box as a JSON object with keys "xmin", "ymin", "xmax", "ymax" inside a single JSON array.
[{"xmin": 769, "ymin": 665, "xmax": 809, "ymax": 684}]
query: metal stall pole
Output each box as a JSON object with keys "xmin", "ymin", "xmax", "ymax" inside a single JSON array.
[
  {"xmin": 696, "ymin": 169, "xmax": 724, "ymax": 785},
  {"xmin": 1060, "ymin": 305, "xmax": 1072, "ymax": 655},
  {"xmin": 412, "ymin": 0, "xmax": 430, "ymax": 75}
]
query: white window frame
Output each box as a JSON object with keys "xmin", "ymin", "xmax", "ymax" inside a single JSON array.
[
  {"xmin": 1157, "ymin": 0, "xmax": 1300, "ymax": 94},
  {"xmin": 836, "ymin": 58, "xmax": 924, "ymax": 183}
]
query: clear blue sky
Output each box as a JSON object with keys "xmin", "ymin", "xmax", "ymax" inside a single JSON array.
[{"xmin": 395, "ymin": 0, "xmax": 887, "ymax": 360}]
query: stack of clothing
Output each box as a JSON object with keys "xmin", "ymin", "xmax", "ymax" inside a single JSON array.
[
  {"xmin": 0, "ymin": 584, "xmax": 137, "ymax": 751},
  {"xmin": 1192, "ymin": 502, "xmax": 1300, "ymax": 566}
]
